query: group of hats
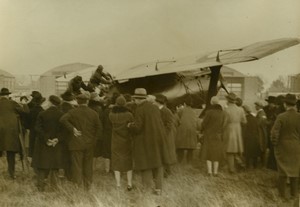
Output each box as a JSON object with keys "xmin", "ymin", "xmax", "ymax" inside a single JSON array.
[{"xmin": 265, "ymin": 94, "xmax": 297, "ymax": 105}]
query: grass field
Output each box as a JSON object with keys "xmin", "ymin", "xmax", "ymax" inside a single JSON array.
[{"xmin": 0, "ymin": 153, "xmax": 298, "ymax": 207}]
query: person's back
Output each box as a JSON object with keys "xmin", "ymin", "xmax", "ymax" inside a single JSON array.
[
  {"xmin": 60, "ymin": 105, "xmax": 100, "ymax": 150},
  {"xmin": 225, "ymin": 103, "xmax": 245, "ymax": 124},
  {"xmin": 202, "ymin": 105, "xmax": 226, "ymax": 135},
  {"xmin": 132, "ymin": 100, "xmax": 164, "ymax": 170},
  {"xmin": 59, "ymin": 92, "xmax": 101, "ymax": 190},
  {"xmin": 0, "ymin": 88, "xmax": 28, "ymax": 179},
  {"xmin": 0, "ymin": 97, "xmax": 21, "ymax": 152},
  {"xmin": 271, "ymin": 94, "xmax": 300, "ymax": 199},
  {"xmin": 275, "ymin": 109, "xmax": 300, "ymax": 142},
  {"xmin": 176, "ymin": 106, "xmax": 198, "ymax": 149}
]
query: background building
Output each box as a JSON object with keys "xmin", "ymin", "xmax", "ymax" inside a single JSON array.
[
  {"xmin": 0, "ymin": 69, "xmax": 15, "ymax": 91},
  {"xmin": 289, "ymin": 73, "xmax": 300, "ymax": 93},
  {"xmin": 38, "ymin": 63, "xmax": 94, "ymax": 97},
  {"xmin": 218, "ymin": 66, "xmax": 264, "ymax": 106}
]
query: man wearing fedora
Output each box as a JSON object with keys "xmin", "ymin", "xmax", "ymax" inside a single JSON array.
[
  {"xmin": 271, "ymin": 93, "xmax": 300, "ymax": 200},
  {"xmin": 128, "ymin": 88, "xmax": 170, "ymax": 195},
  {"xmin": 60, "ymin": 91, "xmax": 101, "ymax": 190},
  {"xmin": 26, "ymin": 91, "xmax": 46, "ymax": 158},
  {"xmin": 0, "ymin": 88, "xmax": 28, "ymax": 179}
]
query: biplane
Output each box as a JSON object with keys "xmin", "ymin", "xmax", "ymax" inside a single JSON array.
[{"xmin": 112, "ymin": 38, "xmax": 300, "ymax": 109}]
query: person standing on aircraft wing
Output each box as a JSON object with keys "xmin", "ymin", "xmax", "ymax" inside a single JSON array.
[{"xmin": 87, "ymin": 65, "xmax": 113, "ymax": 92}]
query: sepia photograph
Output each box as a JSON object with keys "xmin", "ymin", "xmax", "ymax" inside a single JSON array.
[{"xmin": 0, "ymin": 0, "xmax": 300, "ymax": 206}]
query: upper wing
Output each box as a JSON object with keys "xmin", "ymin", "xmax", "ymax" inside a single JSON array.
[{"xmin": 114, "ymin": 38, "xmax": 300, "ymax": 81}]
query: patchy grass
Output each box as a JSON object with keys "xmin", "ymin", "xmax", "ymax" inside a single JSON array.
[{"xmin": 0, "ymin": 154, "xmax": 298, "ymax": 207}]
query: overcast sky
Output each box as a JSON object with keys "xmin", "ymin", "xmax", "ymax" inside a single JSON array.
[{"xmin": 0, "ymin": 0, "xmax": 299, "ymax": 86}]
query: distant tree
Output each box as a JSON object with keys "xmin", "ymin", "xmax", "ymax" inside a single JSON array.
[{"xmin": 268, "ymin": 76, "xmax": 288, "ymax": 92}]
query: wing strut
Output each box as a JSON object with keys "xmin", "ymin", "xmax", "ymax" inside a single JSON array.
[{"xmin": 206, "ymin": 65, "xmax": 222, "ymax": 107}]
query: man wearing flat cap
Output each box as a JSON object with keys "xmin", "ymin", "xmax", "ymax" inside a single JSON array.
[
  {"xmin": 271, "ymin": 93, "xmax": 300, "ymax": 200},
  {"xmin": 0, "ymin": 88, "xmax": 28, "ymax": 179},
  {"xmin": 60, "ymin": 91, "xmax": 101, "ymax": 190},
  {"xmin": 128, "ymin": 88, "xmax": 171, "ymax": 195}
]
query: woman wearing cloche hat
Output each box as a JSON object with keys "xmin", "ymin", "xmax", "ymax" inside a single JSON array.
[{"xmin": 109, "ymin": 95, "xmax": 134, "ymax": 190}]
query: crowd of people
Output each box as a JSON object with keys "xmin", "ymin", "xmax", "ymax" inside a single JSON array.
[{"xmin": 0, "ymin": 80, "xmax": 300, "ymax": 200}]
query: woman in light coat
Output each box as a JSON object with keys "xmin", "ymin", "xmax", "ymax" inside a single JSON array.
[{"xmin": 223, "ymin": 93, "xmax": 246, "ymax": 173}]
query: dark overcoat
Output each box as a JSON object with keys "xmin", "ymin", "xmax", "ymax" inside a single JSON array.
[
  {"xmin": 201, "ymin": 105, "xmax": 227, "ymax": 162},
  {"xmin": 271, "ymin": 108, "xmax": 300, "ymax": 177},
  {"xmin": 263, "ymin": 105, "xmax": 278, "ymax": 170},
  {"xmin": 109, "ymin": 106, "xmax": 134, "ymax": 172},
  {"xmin": 27, "ymin": 104, "xmax": 44, "ymax": 157},
  {"xmin": 129, "ymin": 101, "xmax": 170, "ymax": 170},
  {"xmin": 242, "ymin": 113, "xmax": 261, "ymax": 159},
  {"xmin": 0, "ymin": 97, "xmax": 27, "ymax": 152},
  {"xmin": 102, "ymin": 105, "xmax": 113, "ymax": 158},
  {"xmin": 59, "ymin": 101, "xmax": 75, "ymax": 174},
  {"xmin": 175, "ymin": 106, "xmax": 198, "ymax": 149},
  {"xmin": 32, "ymin": 106, "xmax": 65, "ymax": 169},
  {"xmin": 223, "ymin": 103, "xmax": 246, "ymax": 153},
  {"xmin": 159, "ymin": 106, "xmax": 177, "ymax": 164},
  {"xmin": 60, "ymin": 105, "xmax": 101, "ymax": 151},
  {"xmin": 256, "ymin": 110, "xmax": 268, "ymax": 152},
  {"xmin": 88, "ymin": 100, "xmax": 104, "ymax": 157}
]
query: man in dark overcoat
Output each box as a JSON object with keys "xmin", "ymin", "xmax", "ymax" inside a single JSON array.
[
  {"xmin": 154, "ymin": 94, "xmax": 177, "ymax": 177},
  {"xmin": 263, "ymin": 96, "xmax": 278, "ymax": 170},
  {"xmin": 33, "ymin": 95, "xmax": 64, "ymax": 191},
  {"xmin": 26, "ymin": 91, "xmax": 45, "ymax": 158},
  {"xmin": 60, "ymin": 91, "xmax": 101, "ymax": 190},
  {"xmin": 60, "ymin": 91, "xmax": 77, "ymax": 180},
  {"xmin": 254, "ymin": 101, "xmax": 268, "ymax": 166},
  {"xmin": 271, "ymin": 94, "xmax": 300, "ymax": 200},
  {"xmin": 128, "ymin": 88, "xmax": 170, "ymax": 195},
  {"xmin": 0, "ymin": 88, "xmax": 28, "ymax": 179}
]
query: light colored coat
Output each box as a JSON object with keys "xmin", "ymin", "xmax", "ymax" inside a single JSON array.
[{"xmin": 223, "ymin": 103, "xmax": 246, "ymax": 153}]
